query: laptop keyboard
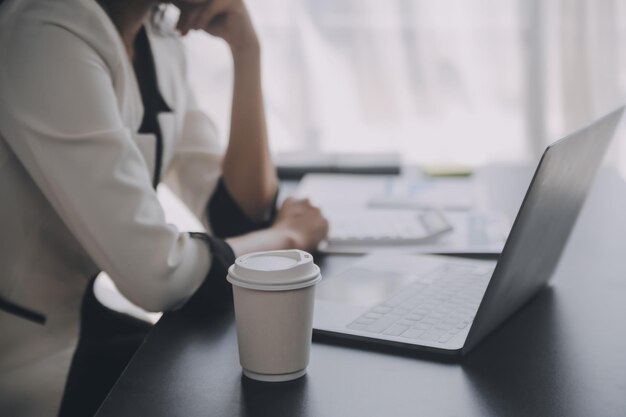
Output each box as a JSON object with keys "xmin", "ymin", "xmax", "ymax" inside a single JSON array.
[{"xmin": 346, "ymin": 263, "xmax": 493, "ymax": 344}]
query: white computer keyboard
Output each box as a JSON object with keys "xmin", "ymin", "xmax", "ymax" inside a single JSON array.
[{"xmin": 325, "ymin": 209, "xmax": 452, "ymax": 246}]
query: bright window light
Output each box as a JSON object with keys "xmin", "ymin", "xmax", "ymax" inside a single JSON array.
[{"xmin": 183, "ymin": 0, "xmax": 626, "ymax": 170}]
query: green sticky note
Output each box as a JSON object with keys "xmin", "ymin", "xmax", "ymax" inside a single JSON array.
[{"xmin": 421, "ymin": 164, "xmax": 474, "ymax": 177}]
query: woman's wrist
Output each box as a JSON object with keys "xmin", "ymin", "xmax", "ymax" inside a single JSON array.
[
  {"xmin": 230, "ymin": 37, "xmax": 260, "ymax": 66},
  {"xmin": 225, "ymin": 226, "xmax": 295, "ymax": 258},
  {"xmin": 271, "ymin": 225, "xmax": 297, "ymax": 250}
]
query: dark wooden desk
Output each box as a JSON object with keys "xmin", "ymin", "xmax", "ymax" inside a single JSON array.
[{"xmin": 96, "ymin": 168, "xmax": 626, "ymax": 417}]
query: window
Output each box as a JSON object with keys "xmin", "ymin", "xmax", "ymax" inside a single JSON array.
[{"xmin": 183, "ymin": 0, "xmax": 626, "ymax": 171}]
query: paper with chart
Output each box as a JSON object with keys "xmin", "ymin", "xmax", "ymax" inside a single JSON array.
[{"xmin": 295, "ymin": 174, "xmax": 511, "ymax": 254}]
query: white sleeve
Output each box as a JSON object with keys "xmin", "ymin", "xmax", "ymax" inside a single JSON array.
[
  {"xmin": 163, "ymin": 84, "xmax": 224, "ymax": 230},
  {"xmin": 0, "ymin": 24, "xmax": 210, "ymax": 312}
]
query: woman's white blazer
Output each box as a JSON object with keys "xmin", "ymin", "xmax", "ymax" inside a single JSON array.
[{"xmin": 0, "ymin": 0, "xmax": 225, "ymax": 414}]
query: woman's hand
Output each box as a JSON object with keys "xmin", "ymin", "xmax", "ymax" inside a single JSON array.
[
  {"xmin": 225, "ymin": 198, "xmax": 328, "ymax": 257},
  {"xmin": 272, "ymin": 198, "xmax": 329, "ymax": 252},
  {"xmin": 172, "ymin": 0, "xmax": 259, "ymax": 55}
]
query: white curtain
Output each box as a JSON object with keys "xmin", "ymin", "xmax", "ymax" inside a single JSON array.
[
  {"xmin": 183, "ymin": 0, "xmax": 626, "ymax": 172},
  {"xmin": 545, "ymin": 0, "xmax": 626, "ymax": 171}
]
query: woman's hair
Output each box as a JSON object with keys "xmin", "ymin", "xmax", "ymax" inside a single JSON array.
[{"xmin": 95, "ymin": 0, "xmax": 173, "ymax": 34}]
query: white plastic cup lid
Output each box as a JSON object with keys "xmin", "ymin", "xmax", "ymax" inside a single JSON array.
[{"xmin": 227, "ymin": 250, "xmax": 321, "ymax": 291}]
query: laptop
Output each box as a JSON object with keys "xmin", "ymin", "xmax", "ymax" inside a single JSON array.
[{"xmin": 313, "ymin": 106, "xmax": 624, "ymax": 355}]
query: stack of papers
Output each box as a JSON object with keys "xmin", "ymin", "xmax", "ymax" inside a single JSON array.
[{"xmin": 296, "ymin": 174, "xmax": 510, "ymax": 254}]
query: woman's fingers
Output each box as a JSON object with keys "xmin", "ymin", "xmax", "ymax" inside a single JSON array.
[
  {"xmin": 273, "ymin": 195, "xmax": 329, "ymax": 250},
  {"xmin": 174, "ymin": 0, "xmax": 221, "ymax": 35},
  {"xmin": 185, "ymin": 0, "xmax": 234, "ymax": 36},
  {"xmin": 174, "ymin": 0, "xmax": 257, "ymax": 52},
  {"xmin": 192, "ymin": 0, "xmax": 221, "ymax": 31},
  {"xmin": 281, "ymin": 197, "xmax": 316, "ymax": 212}
]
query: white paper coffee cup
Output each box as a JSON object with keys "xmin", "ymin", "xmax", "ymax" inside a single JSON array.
[{"xmin": 227, "ymin": 249, "xmax": 321, "ymax": 382}]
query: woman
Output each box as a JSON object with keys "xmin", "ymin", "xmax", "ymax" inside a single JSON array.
[{"xmin": 0, "ymin": 0, "xmax": 328, "ymax": 415}]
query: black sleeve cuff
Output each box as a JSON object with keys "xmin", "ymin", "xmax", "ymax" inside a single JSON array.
[
  {"xmin": 208, "ymin": 177, "xmax": 278, "ymax": 239},
  {"xmin": 180, "ymin": 232, "xmax": 236, "ymax": 315}
]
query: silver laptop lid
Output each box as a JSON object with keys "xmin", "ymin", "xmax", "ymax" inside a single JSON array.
[{"xmin": 463, "ymin": 106, "xmax": 624, "ymax": 354}]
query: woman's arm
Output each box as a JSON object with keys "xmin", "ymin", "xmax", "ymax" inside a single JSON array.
[
  {"xmin": 175, "ymin": 0, "xmax": 277, "ymax": 222},
  {"xmin": 225, "ymin": 45, "xmax": 276, "ymax": 222},
  {"xmin": 172, "ymin": 1, "xmax": 328, "ymax": 257}
]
